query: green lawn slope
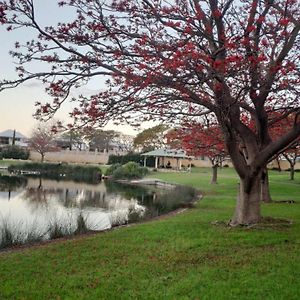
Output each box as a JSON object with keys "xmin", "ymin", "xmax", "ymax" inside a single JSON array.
[{"xmin": 0, "ymin": 168, "xmax": 299, "ymax": 300}]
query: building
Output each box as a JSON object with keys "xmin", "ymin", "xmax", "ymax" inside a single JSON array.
[
  {"xmin": 141, "ymin": 148, "xmax": 193, "ymax": 170},
  {"xmin": 0, "ymin": 129, "xmax": 28, "ymax": 148}
]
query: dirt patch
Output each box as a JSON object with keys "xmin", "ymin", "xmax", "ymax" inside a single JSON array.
[{"xmin": 211, "ymin": 216, "xmax": 293, "ymax": 230}]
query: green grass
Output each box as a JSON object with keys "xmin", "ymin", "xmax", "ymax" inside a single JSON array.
[
  {"xmin": 0, "ymin": 159, "xmax": 29, "ymax": 167},
  {"xmin": 0, "ymin": 168, "xmax": 299, "ymax": 299}
]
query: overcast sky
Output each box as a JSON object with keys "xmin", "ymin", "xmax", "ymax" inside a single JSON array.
[{"xmin": 0, "ymin": 1, "xmax": 154, "ymax": 137}]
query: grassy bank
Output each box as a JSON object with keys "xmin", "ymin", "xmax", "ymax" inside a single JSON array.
[{"xmin": 0, "ymin": 168, "xmax": 299, "ymax": 299}]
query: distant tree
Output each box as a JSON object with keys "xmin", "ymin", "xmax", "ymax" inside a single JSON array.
[
  {"xmin": 58, "ymin": 129, "xmax": 86, "ymax": 151},
  {"xmin": 116, "ymin": 133, "xmax": 134, "ymax": 153},
  {"xmin": 134, "ymin": 124, "xmax": 169, "ymax": 152},
  {"xmin": 283, "ymin": 143, "xmax": 300, "ymax": 180},
  {"xmin": 86, "ymin": 129, "xmax": 119, "ymax": 152},
  {"xmin": 167, "ymin": 123, "xmax": 227, "ymax": 184},
  {"xmin": 29, "ymin": 123, "xmax": 57, "ymax": 162},
  {"xmin": 269, "ymin": 114, "xmax": 300, "ymax": 180}
]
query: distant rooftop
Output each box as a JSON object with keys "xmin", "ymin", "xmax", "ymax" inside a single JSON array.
[
  {"xmin": 141, "ymin": 148, "xmax": 192, "ymax": 159},
  {"xmin": 0, "ymin": 129, "xmax": 27, "ymax": 139}
]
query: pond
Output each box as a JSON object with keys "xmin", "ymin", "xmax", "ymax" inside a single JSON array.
[{"xmin": 0, "ymin": 173, "xmax": 197, "ymax": 249}]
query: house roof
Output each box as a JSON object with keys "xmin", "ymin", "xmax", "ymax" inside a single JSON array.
[
  {"xmin": 141, "ymin": 148, "xmax": 192, "ymax": 159},
  {"xmin": 0, "ymin": 129, "xmax": 27, "ymax": 139}
]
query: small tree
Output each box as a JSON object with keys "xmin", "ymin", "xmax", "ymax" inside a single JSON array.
[
  {"xmin": 167, "ymin": 123, "xmax": 227, "ymax": 184},
  {"xmin": 269, "ymin": 114, "xmax": 300, "ymax": 180},
  {"xmin": 29, "ymin": 124, "xmax": 57, "ymax": 162}
]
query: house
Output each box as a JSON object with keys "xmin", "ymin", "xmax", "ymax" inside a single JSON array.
[
  {"xmin": 0, "ymin": 129, "xmax": 28, "ymax": 148},
  {"xmin": 141, "ymin": 148, "xmax": 193, "ymax": 170}
]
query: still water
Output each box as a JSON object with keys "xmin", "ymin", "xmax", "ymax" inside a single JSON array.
[{"xmin": 0, "ymin": 174, "xmax": 197, "ymax": 246}]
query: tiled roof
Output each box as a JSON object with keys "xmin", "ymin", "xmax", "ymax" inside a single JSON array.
[{"xmin": 0, "ymin": 129, "xmax": 27, "ymax": 139}]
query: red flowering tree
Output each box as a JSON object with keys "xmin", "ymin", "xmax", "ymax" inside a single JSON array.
[
  {"xmin": 29, "ymin": 123, "xmax": 58, "ymax": 162},
  {"xmin": 283, "ymin": 142, "xmax": 300, "ymax": 180},
  {"xmin": 166, "ymin": 123, "xmax": 227, "ymax": 184},
  {"xmin": 269, "ymin": 114, "xmax": 300, "ymax": 180},
  {"xmin": 0, "ymin": 0, "xmax": 299, "ymax": 225}
]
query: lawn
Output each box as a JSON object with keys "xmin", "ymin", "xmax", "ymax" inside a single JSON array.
[{"xmin": 0, "ymin": 167, "xmax": 299, "ymax": 299}]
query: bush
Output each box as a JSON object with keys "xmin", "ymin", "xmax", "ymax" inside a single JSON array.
[
  {"xmin": 105, "ymin": 163, "xmax": 122, "ymax": 176},
  {"xmin": 108, "ymin": 153, "xmax": 156, "ymax": 167},
  {"xmin": 108, "ymin": 153, "xmax": 141, "ymax": 165},
  {"xmin": 0, "ymin": 152, "xmax": 3, "ymax": 160},
  {"xmin": 1, "ymin": 145, "xmax": 29, "ymax": 160},
  {"xmin": 111, "ymin": 162, "xmax": 149, "ymax": 180}
]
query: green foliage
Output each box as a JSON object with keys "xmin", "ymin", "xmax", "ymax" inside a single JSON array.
[
  {"xmin": 108, "ymin": 153, "xmax": 156, "ymax": 167},
  {"xmin": 133, "ymin": 124, "xmax": 169, "ymax": 152},
  {"xmin": 0, "ymin": 152, "xmax": 2, "ymax": 160},
  {"xmin": 1, "ymin": 145, "xmax": 29, "ymax": 160},
  {"xmin": 0, "ymin": 174, "xmax": 27, "ymax": 190},
  {"xmin": 110, "ymin": 161, "xmax": 149, "ymax": 180},
  {"xmin": 7, "ymin": 162, "xmax": 102, "ymax": 183},
  {"xmin": 105, "ymin": 163, "xmax": 122, "ymax": 176},
  {"xmin": 108, "ymin": 153, "xmax": 141, "ymax": 165}
]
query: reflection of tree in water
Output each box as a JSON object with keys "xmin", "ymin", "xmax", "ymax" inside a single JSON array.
[
  {"xmin": 105, "ymin": 181, "xmax": 187, "ymax": 218},
  {"xmin": 117, "ymin": 184, "xmax": 198, "ymax": 221},
  {"xmin": 62, "ymin": 189, "xmax": 107, "ymax": 209},
  {"xmin": 105, "ymin": 181, "xmax": 156, "ymax": 202},
  {"xmin": 0, "ymin": 174, "xmax": 28, "ymax": 191},
  {"xmin": 24, "ymin": 187, "xmax": 60, "ymax": 212}
]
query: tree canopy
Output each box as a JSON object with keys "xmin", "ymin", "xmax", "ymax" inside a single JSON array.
[{"xmin": 134, "ymin": 124, "xmax": 169, "ymax": 152}]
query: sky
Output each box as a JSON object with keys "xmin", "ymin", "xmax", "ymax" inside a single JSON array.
[{"xmin": 0, "ymin": 1, "xmax": 155, "ymax": 138}]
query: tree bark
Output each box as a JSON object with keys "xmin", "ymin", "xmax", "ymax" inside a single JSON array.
[
  {"xmin": 260, "ymin": 169, "xmax": 272, "ymax": 203},
  {"xmin": 231, "ymin": 174, "xmax": 262, "ymax": 225},
  {"xmin": 276, "ymin": 157, "xmax": 282, "ymax": 172},
  {"xmin": 290, "ymin": 165, "xmax": 295, "ymax": 181},
  {"xmin": 41, "ymin": 153, "xmax": 45, "ymax": 163},
  {"xmin": 211, "ymin": 165, "xmax": 218, "ymax": 184}
]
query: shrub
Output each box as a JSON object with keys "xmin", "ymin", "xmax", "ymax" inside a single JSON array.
[
  {"xmin": 108, "ymin": 153, "xmax": 156, "ymax": 167},
  {"xmin": 105, "ymin": 163, "xmax": 121, "ymax": 176},
  {"xmin": 0, "ymin": 152, "xmax": 3, "ymax": 160},
  {"xmin": 7, "ymin": 162, "xmax": 102, "ymax": 183},
  {"xmin": 2, "ymin": 145, "xmax": 29, "ymax": 160},
  {"xmin": 108, "ymin": 153, "xmax": 141, "ymax": 165},
  {"xmin": 111, "ymin": 162, "xmax": 149, "ymax": 180}
]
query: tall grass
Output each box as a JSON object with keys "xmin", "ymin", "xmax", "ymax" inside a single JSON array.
[
  {"xmin": 0, "ymin": 212, "xmax": 91, "ymax": 250},
  {"xmin": 0, "ymin": 218, "xmax": 46, "ymax": 249}
]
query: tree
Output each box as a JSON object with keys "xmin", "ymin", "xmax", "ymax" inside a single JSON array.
[
  {"xmin": 0, "ymin": 0, "xmax": 299, "ymax": 225},
  {"xmin": 86, "ymin": 129, "xmax": 119, "ymax": 152},
  {"xmin": 166, "ymin": 123, "xmax": 227, "ymax": 184},
  {"xmin": 29, "ymin": 123, "xmax": 57, "ymax": 162},
  {"xmin": 133, "ymin": 124, "xmax": 169, "ymax": 152},
  {"xmin": 57, "ymin": 129, "xmax": 86, "ymax": 151},
  {"xmin": 283, "ymin": 142, "xmax": 300, "ymax": 180},
  {"xmin": 269, "ymin": 114, "xmax": 300, "ymax": 180}
]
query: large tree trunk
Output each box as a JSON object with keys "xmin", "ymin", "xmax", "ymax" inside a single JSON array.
[
  {"xmin": 231, "ymin": 173, "xmax": 262, "ymax": 225},
  {"xmin": 260, "ymin": 169, "xmax": 272, "ymax": 203},
  {"xmin": 211, "ymin": 165, "xmax": 218, "ymax": 184}
]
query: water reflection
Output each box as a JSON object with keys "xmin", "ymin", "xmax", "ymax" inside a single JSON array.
[{"xmin": 0, "ymin": 174, "xmax": 197, "ymax": 248}]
